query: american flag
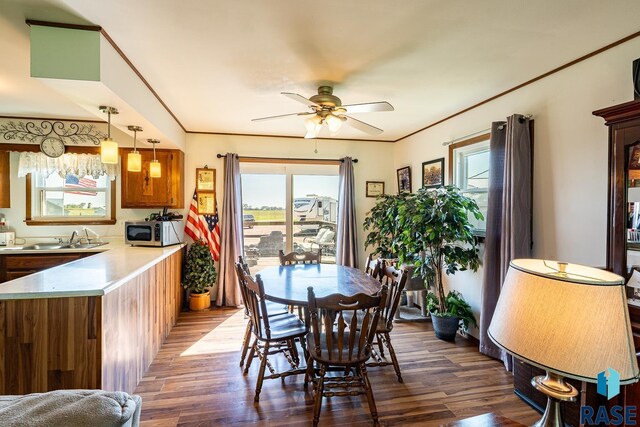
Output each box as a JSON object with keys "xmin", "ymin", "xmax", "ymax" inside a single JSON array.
[
  {"xmin": 184, "ymin": 191, "xmax": 221, "ymax": 261},
  {"xmin": 65, "ymin": 175, "xmax": 98, "ymax": 196}
]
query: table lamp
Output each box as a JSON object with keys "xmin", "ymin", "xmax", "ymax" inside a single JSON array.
[{"xmin": 489, "ymin": 259, "xmax": 639, "ymax": 427}]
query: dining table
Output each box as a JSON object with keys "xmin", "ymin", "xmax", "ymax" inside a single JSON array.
[{"xmin": 256, "ymin": 263, "xmax": 382, "ymax": 306}]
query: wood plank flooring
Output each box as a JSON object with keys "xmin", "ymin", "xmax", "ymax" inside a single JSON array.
[{"xmin": 135, "ymin": 308, "xmax": 540, "ymax": 426}]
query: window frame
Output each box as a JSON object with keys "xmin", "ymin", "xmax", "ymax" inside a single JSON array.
[
  {"xmin": 448, "ymin": 133, "xmax": 491, "ymax": 237},
  {"xmin": 25, "ymin": 173, "xmax": 116, "ymax": 226}
]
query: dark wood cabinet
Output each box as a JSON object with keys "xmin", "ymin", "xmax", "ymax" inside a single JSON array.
[
  {"xmin": 592, "ymin": 99, "xmax": 640, "ymax": 414},
  {"xmin": 0, "ymin": 151, "xmax": 9, "ymax": 208},
  {"xmin": 120, "ymin": 148, "xmax": 184, "ymax": 209},
  {"xmin": 0, "ymin": 252, "xmax": 95, "ymax": 283}
]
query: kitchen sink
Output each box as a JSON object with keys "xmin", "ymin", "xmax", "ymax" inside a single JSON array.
[{"xmin": 21, "ymin": 242, "xmax": 109, "ymax": 250}]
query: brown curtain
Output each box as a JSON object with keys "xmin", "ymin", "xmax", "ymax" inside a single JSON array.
[
  {"xmin": 479, "ymin": 115, "xmax": 532, "ymax": 369},
  {"xmin": 216, "ymin": 153, "xmax": 244, "ymax": 307}
]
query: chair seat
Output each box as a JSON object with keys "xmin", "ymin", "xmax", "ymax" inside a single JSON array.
[
  {"xmin": 258, "ymin": 313, "xmax": 308, "ymax": 341},
  {"xmin": 307, "ymin": 331, "xmax": 372, "ymax": 365}
]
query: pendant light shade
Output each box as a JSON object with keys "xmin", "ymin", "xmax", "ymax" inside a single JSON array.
[
  {"xmin": 99, "ymin": 106, "xmax": 119, "ymax": 164},
  {"xmin": 127, "ymin": 125, "xmax": 143, "ymax": 172},
  {"xmin": 149, "ymin": 160, "xmax": 161, "ymax": 178},
  {"xmin": 147, "ymin": 139, "xmax": 161, "ymax": 178}
]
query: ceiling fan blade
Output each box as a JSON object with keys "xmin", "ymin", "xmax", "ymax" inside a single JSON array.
[
  {"xmin": 282, "ymin": 92, "xmax": 320, "ymax": 108},
  {"xmin": 342, "ymin": 101, "xmax": 394, "ymax": 113},
  {"xmin": 251, "ymin": 112, "xmax": 313, "ymax": 122},
  {"xmin": 344, "ymin": 115, "xmax": 384, "ymax": 135}
]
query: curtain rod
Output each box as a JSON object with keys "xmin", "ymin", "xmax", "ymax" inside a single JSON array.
[
  {"xmin": 441, "ymin": 114, "xmax": 533, "ymax": 146},
  {"xmin": 216, "ymin": 154, "xmax": 358, "ymax": 163}
]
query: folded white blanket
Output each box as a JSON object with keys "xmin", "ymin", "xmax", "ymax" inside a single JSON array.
[{"xmin": 0, "ymin": 389, "xmax": 141, "ymax": 427}]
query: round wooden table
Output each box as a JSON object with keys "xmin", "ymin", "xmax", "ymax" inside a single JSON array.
[{"xmin": 256, "ymin": 264, "xmax": 382, "ymax": 306}]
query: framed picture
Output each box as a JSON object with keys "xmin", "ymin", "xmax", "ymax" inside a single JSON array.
[
  {"xmin": 397, "ymin": 166, "xmax": 411, "ymax": 193},
  {"xmin": 197, "ymin": 192, "xmax": 216, "ymax": 214},
  {"xmin": 196, "ymin": 168, "xmax": 215, "ymax": 191},
  {"xmin": 366, "ymin": 181, "xmax": 385, "ymax": 197},
  {"xmin": 422, "ymin": 158, "xmax": 445, "ymax": 188}
]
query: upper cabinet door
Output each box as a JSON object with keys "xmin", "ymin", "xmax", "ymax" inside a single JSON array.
[
  {"xmin": 0, "ymin": 152, "xmax": 9, "ymax": 208},
  {"xmin": 121, "ymin": 149, "xmax": 184, "ymax": 209}
]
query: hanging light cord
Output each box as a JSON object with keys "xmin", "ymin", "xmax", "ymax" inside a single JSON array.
[{"xmin": 107, "ymin": 110, "xmax": 111, "ymax": 139}]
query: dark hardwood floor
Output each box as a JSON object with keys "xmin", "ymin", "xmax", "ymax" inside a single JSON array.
[{"xmin": 135, "ymin": 308, "xmax": 539, "ymax": 426}]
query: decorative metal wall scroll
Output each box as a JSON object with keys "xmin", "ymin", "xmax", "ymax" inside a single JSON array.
[{"xmin": 0, "ymin": 120, "xmax": 107, "ymax": 145}]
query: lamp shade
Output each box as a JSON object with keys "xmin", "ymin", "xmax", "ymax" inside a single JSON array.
[
  {"xmin": 489, "ymin": 259, "xmax": 639, "ymax": 384},
  {"xmin": 149, "ymin": 159, "xmax": 161, "ymax": 178},
  {"xmin": 127, "ymin": 151, "xmax": 141, "ymax": 172},
  {"xmin": 100, "ymin": 138, "xmax": 118, "ymax": 164}
]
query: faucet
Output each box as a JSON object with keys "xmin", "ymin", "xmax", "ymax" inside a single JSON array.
[{"xmin": 69, "ymin": 230, "xmax": 78, "ymax": 245}]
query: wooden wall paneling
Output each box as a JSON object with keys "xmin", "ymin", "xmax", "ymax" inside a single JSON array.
[
  {"xmin": 0, "ymin": 151, "xmax": 9, "ymax": 207},
  {"xmin": 101, "ymin": 251, "xmax": 182, "ymax": 394},
  {"xmin": 0, "ymin": 297, "xmax": 101, "ymax": 394}
]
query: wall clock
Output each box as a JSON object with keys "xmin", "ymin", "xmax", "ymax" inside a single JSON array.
[{"xmin": 40, "ymin": 137, "xmax": 65, "ymax": 158}]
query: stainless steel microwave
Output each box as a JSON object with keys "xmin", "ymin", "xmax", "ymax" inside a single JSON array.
[{"xmin": 125, "ymin": 221, "xmax": 183, "ymax": 247}]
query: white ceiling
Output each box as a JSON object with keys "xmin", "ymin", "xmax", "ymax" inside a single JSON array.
[{"xmin": 1, "ymin": 0, "xmax": 640, "ymax": 141}]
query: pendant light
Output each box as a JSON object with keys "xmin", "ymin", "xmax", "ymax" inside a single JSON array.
[
  {"xmin": 147, "ymin": 139, "xmax": 161, "ymax": 178},
  {"xmin": 99, "ymin": 106, "xmax": 119, "ymax": 164},
  {"xmin": 126, "ymin": 125, "xmax": 143, "ymax": 172}
]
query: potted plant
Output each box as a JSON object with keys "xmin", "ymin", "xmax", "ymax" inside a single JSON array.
[
  {"xmin": 183, "ymin": 239, "xmax": 217, "ymax": 311},
  {"xmin": 396, "ymin": 186, "xmax": 482, "ymax": 341},
  {"xmin": 363, "ymin": 193, "xmax": 408, "ymax": 259}
]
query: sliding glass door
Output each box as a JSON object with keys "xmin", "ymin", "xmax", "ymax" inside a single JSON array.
[{"xmin": 241, "ymin": 163, "xmax": 339, "ymax": 274}]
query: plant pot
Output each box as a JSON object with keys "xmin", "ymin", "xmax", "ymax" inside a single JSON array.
[
  {"xmin": 432, "ymin": 314, "xmax": 459, "ymax": 341},
  {"xmin": 189, "ymin": 291, "xmax": 211, "ymax": 311}
]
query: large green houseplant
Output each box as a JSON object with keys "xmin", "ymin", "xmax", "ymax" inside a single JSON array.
[
  {"xmin": 396, "ymin": 186, "xmax": 483, "ymax": 341},
  {"xmin": 363, "ymin": 193, "xmax": 410, "ymax": 259},
  {"xmin": 183, "ymin": 239, "xmax": 217, "ymax": 311}
]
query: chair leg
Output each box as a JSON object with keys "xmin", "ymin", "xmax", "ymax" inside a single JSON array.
[
  {"xmin": 304, "ymin": 355, "xmax": 314, "ymax": 389},
  {"xmin": 240, "ymin": 319, "xmax": 253, "ymax": 367},
  {"xmin": 376, "ymin": 332, "xmax": 385, "ymax": 357},
  {"xmin": 385, "ymin": 332, "xmax": 403, "ymax": 383},
  {"xmin": 244, "ymin": 337, "xmax": 257, "ymax": 374},
  {"xmin": 254, "ymin": 341, "xmax": 270, "ymax": 402},
  {"xmin": 312, "ymin": 365, "xmax": 326, "ymax": 427},
  {"xmin": 359, "ymin": 364, "xmax": 379, "ymax": 425}
]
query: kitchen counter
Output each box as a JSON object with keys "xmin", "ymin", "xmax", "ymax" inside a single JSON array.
[{"xmin": 0, "ymin": 242, "xmax": 185, "ymax": 299}]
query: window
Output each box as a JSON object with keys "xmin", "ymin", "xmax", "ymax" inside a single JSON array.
[
  {"xmin": 240, "ymin": 163, "xmax": 339, "ymax": 274},
  {"xmin": 450, "ymin": 136, "xmax": 490, "ymax": 233},
  {"xmin": 27, "ymin": 172, "xmax": 115, "ymax": 225}
]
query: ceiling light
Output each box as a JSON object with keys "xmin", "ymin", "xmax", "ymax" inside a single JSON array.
[
  {"xmin": 99, "ymin": 106, "xmax": 119, "ymax": 164},
  {"xmin": 147, "ymin": 139, "xmax": 161, "ymax": 178},
  {"xmin": 127, "ymin": 125, "xmax": 143, "ymax": 172},
  {"xmin": 326, "ymin": 114, "xmax": 344, "ymax": 134}
]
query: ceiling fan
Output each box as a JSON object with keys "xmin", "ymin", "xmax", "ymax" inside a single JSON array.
[{"xmin": 252, "ymin": 86, "xmax": 394, "ymax": 138}]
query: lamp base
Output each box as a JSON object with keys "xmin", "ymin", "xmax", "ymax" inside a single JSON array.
[{"xmin": 530, "ymin": 371, "xmax": 578, "ymax": 427}]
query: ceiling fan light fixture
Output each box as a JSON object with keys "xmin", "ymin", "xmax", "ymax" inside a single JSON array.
[{"xmin": 326, "ymin": 114, "xmax": 343, "ymax": 133}]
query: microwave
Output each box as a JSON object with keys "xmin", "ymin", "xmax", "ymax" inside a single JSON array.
[{"xmin": 125, "ymin": 221, "xmax": 183, "ymax": 247}]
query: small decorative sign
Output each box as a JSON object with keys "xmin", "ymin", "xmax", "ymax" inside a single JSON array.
[
  {"xmin": 196, "ymin": 168, "xmax": 215, "ymax": 191},
  {"xmin": 366, "ymin": 181, "xmax": 385, "ymax": 197}
]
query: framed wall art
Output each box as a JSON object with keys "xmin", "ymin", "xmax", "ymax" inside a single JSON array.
[
  {"xmin": 397, "ymin": 166, "xmax": 411, "ymax": 193},
  {"xmin": 196, "ymin": 168, "xmax": 215, "ymax": 191},
  {"xmin": 197, "ymin": 192, "xmax": 216, "ymax": 214},
  {"xmin": 422, "ymin": 158, "xmax": 444, "ymax": 188},
  {"xmin": 366, "ymin": 181, "xmax": 385, "ymax": 197}
]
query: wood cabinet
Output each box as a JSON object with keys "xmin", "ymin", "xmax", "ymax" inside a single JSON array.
[
  {"xmin": 121, "ymin": 148, "xmax": 184, "ymax": 209},
  {"xmin": 0, "ymin": 252, "xmax": 94, "ymax": 283},
  {"xmin": 0, "ymin": 151, "xmax": 9, "ymax": 208},
  {"xmin": 592, "ymin": 99, "xmax": 640, "ymax": 416},
  {"xmin": 0, "ymin": 249, "xmax": 183, "ymax": 395}
]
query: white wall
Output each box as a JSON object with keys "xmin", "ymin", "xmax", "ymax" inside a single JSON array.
[
  {"xmin": 393, "ymin": 36, "xmax": 640, "ymax": 336},
  {"xmin": 183, "ymin": 133, "xmax": 396, "ymax": 269}
]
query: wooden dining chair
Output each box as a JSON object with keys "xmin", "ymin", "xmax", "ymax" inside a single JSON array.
[
  {"xmin": 278, "ymin": 249, "xmax": 322, "ymax": 265},
  {"xmin": 364, "ymin": 254, "xmax": 382, "ymax": 279},
  {"xmin": 367, "ymin": 261, "xmax": 408, "ymax": 383},
  {"xmin": 240, "ymin": 270, "xmax": 309, "ymax": 402},
  {"xmin": 305, "ymin": 285, "xmax": 388, "ymax": 427},
  {"xmin": 235, "ymin": 257, "xmax": 288, "ymax": 368}
]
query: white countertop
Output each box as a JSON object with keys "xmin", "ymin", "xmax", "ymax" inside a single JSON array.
[{"xmin": 0, "ymin": 242, "xmax": 185, "ymax": 300}]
